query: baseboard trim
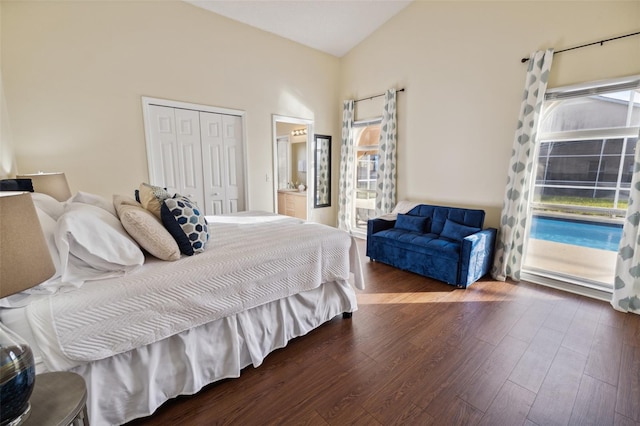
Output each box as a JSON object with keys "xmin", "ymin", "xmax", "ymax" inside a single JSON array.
[{"xmin": 520, "ymin": 270, "xmax": 612, "ymax": 302}]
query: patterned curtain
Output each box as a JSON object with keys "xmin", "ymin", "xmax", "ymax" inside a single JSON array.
[
  {"xmin": 492, "ymin": 49, "xmax": 554, "ymax": 281},
  {"xmin": 612, "ymin": 133, "xmax": 640, "ymax": 314},
  {"xmin": 316, "ymin": 141, "xmax": 329, "ymax": 205},
  {"xmin": 338, "ymin": 100, "xmax": 355, "ymax": 231},
  {"xmin": 375, "ymin": 89, "xmax": 398, "ymax": 217}
]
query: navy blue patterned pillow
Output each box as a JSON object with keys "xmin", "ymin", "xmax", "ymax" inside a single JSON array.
[{"xmin": 161, "ymin": 195, "xmax": 209, "ymax": 255}]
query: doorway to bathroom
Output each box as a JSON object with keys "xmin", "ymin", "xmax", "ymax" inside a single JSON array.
[{"xmin": 272, "ymin": 115, "xmax": 313, "ymax": 220}]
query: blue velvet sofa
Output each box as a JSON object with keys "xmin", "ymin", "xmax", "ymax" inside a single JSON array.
[{"xmin": 366, "ymin": 204, "xmax": 497, "ymax": 288}]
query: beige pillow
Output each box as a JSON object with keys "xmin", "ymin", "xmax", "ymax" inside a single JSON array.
[
  {"xmin": 138, "ymin": 183, "xmax": 171, "ymax": 219},
  {"xmin": 116, "ymin": 203, "xmax": 181, "ymax": 261}
]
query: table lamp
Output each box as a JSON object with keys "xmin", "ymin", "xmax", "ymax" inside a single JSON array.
[
  {"xmin": 0, "ymin": 192, "xmax": 56, "ymax": 425},
  {"xmin": 16, "ymin": 172, "xmax": 71, "ymax": 202}
]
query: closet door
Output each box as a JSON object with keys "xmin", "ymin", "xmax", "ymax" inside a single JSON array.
[
  {"xmin": 145, "ymin": 99, "xmax": 246, "ymax": 217},
  {"xmin": 147, "ymin": 106, "xmax": 205, "ymax": 210},
  {"xmin": 221, "ymin": 114, "xmax": 245, "ymax": 213},
  {"xmin": 147, "ymin": 105, "xmax": 180, "ymax": 195},
  {"xmin": 200, "ymin": 112, "xmax": 245, "ymax": 214},
  {"xmin": 174, "ymin": 108, "xmax": 205, "ymax": 210},
  {"xmin": 200, "ymin": 112, "xmax": 225, "ymax": 215}
]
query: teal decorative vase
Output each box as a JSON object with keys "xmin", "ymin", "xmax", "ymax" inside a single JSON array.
[{"xmin": 0, "ymin": 324, "xmax": 35, "ymax": 426}]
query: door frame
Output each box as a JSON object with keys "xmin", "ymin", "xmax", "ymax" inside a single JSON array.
[
  {"xmin": 271, "ymin": 115, "xmax": 314, "ymax": 216},
  {"xmin": 141, "ymin": 96, "xmax": 249, "ymax": 210}
]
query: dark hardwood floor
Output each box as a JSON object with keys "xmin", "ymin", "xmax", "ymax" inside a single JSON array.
[{"xmin": 129, "ymin": 240, "xmax": 640, "ymax": 425}]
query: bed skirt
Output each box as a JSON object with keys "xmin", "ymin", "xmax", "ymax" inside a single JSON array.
[{"xmin": 1, "ymin": 279, "xmax": 356, "ymax": 425}]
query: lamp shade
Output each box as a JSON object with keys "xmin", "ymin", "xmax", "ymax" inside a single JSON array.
[
  {"xmin": 16, "ymin": 172, "xmax": 71, "ymax": 202},
  {"xmin": 0, "ymin": 192, "xmax": 55, "ymax": 425},
  {"xmin": 0, "ymin": 192, "xmax": 55, "ymax": 298}
]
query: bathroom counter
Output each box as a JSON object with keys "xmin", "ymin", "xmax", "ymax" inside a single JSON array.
[{"xmin": 277, "ymin": 190, "xmax": 307, "ymax": 219}]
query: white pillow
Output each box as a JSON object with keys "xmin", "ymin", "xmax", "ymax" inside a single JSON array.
[
  {"xmin": 34, "ymin": 206, "xmax": 62, "ymax": 281},
  {"xmin": 69, "ymin": 191, "xmax": 117, "ymax": 217},
  {"xmin": 55, "ymin": 203, "xmax": 144, "ymax": 286},
  {"xmin": 31, "ymin": 192, "xmax": 65, "ymax": 220}
]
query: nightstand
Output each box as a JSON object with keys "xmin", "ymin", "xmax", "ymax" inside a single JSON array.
[{"xmin": 24, "ymin": 371, "xmax": 89, "ymax": 426}]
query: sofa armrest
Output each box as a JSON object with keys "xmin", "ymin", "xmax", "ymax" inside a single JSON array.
[
  {"xmin": 366, "ymin": 218, "xmax": 395, "ymax": 260},
  {"xmin": 458, "ymin": 228, "xmax": 497, "ymax": 288},
  {"xmin": 367, "ymin": 218, "xmax": 395, "ymax": 236}
]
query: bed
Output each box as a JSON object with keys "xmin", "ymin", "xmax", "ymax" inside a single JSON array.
[{"xmin": 0, "ymin": 191, "xmax": 363, "ymax": 425}]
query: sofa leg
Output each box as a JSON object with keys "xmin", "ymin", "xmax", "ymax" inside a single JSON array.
[{"xmin": 342, "ymin": 312, "xmax": 353, "ymax": 319}]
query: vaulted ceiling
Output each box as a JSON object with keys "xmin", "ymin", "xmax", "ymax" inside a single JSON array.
[{"xmin": 185, "ymin": 0, "xmax": 413, "ymax": 57}]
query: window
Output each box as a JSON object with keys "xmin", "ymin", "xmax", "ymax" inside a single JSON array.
[
  {"xmin": 534, "ymin": 86, "xmax": 640, "ymax": 214},
  {"xmin": 352, "ymin": 119, "xmax": 381, "ymax": 233},
  {"xmin": 523, "ymin": 76, "xmax": 640, "ymax": 289},
  {"xmin": 534, "ymin": 137, "xmax": 635, "ymax": 212}
]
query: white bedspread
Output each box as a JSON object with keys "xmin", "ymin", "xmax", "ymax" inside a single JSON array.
[{"xmin": 26, "ymin": 213, "xmax": 363, "ymax": 367}]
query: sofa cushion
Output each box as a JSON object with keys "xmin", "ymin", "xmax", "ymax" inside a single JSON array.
[
  {"xmin": 440, "ymin": 218, "xmax": 480, "ymax": 242},
  {"xmin": 394, "ymin": 214, "xmax": 430, "ymax": 233},
  {"xmin": 371, "ymin": 229, "xmax": 460, "ymax": 260}
]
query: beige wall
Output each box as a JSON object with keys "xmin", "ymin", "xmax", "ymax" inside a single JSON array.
[
  {"xmin": 3, "ymin": 1, "xmax": 639, "ymax": 229},
  {"xmin": 0, "ymin": 1, "xmax": 17, "ymax": 178},
  {"xmin": 1, "ymin": 0, "xmax": 340, "ymax": 224},
  {"xmin": 339, "ymin": 1, "xmax": 640, "ymax": 228}
]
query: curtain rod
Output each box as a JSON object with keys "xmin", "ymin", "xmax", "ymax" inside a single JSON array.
[
  {"xmin": 521, "ymin": 30, "xmax": 640, "ymax": 63},
  {"xmin": 354, "ymin": 88, "xmax": 405, "ymax": 103}
]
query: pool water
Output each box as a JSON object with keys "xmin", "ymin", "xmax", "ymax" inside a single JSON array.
[{"xmin": 529, "ymin": 216, "xmax": 623, "ymax": 252}]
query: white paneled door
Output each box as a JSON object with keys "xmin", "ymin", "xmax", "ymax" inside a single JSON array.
[
  {"xmin": 200, "ymin": 112, "xmax": 245, "ymax": 215},
  {"xmin": 146, "ymin": 105, "xmax": 180, "ymax": 194},
  {"xmin": 175, "ymin": 108, "xmax": 205, "ymax": 210},
  {"xmin": 146, "ymin": 103, "xmax": 246, "ymax": 216}
]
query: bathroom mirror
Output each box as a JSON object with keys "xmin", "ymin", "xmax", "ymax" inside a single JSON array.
[{"xmin": 314, "ymin": 134, "xmax": 331, "ymax": 208}]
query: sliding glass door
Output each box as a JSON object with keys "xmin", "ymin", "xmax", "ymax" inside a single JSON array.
[{"xmin": 523, "ymin": 77, "xmax": 640, "ymax": 290}]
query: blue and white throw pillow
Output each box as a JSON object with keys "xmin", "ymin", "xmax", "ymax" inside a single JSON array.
[{"xmin": 161, "ymin": 195, "xmax": 209, "ymax": 255}]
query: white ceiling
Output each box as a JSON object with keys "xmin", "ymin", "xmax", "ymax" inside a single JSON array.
[{"xmin": 185, "ymin": 0, "xmax": 413, "ymax": 57}]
